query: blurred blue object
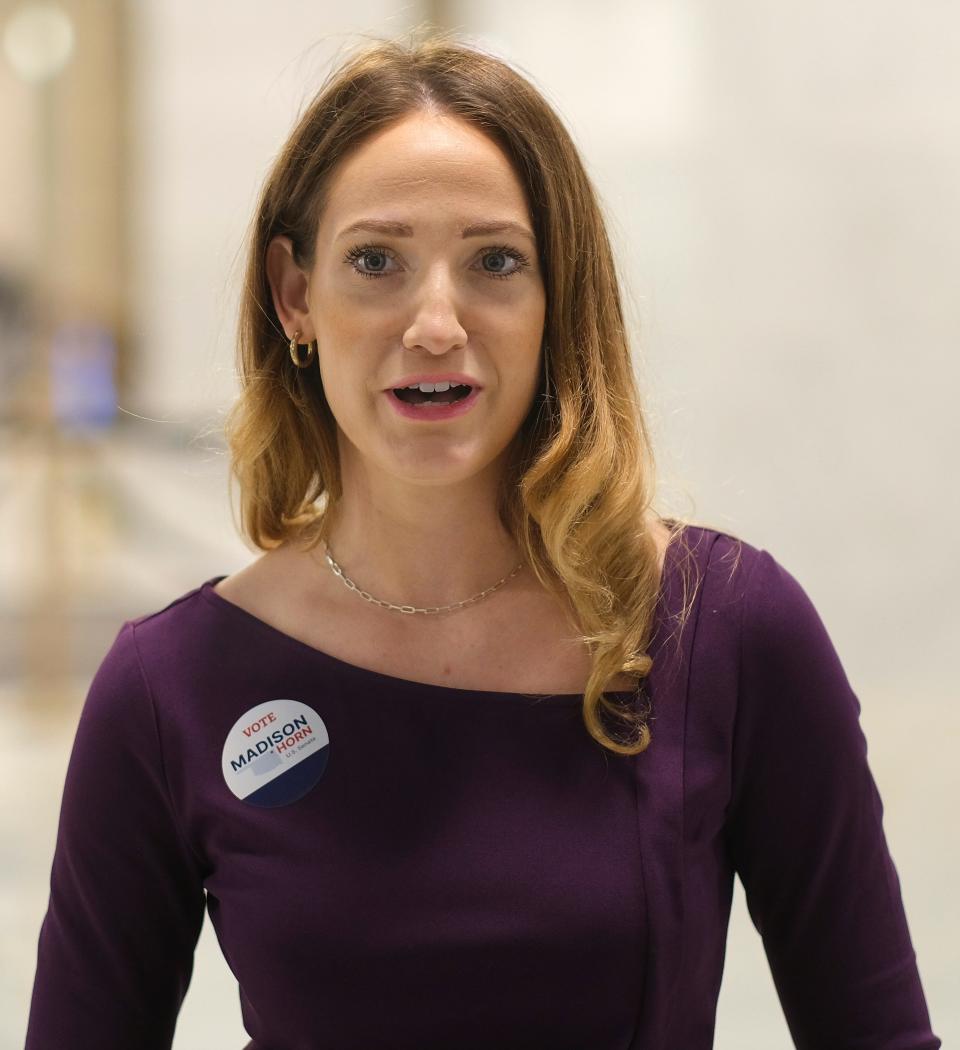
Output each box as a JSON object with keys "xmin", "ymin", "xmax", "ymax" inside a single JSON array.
[{"xmin": 49, "ymin": 321, "xmax": 117, "ymax": 432}]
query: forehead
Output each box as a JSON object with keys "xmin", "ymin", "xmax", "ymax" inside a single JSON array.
[{"xmin": 319, "ymin": 111, "xmax": 531, "ymax": 230}]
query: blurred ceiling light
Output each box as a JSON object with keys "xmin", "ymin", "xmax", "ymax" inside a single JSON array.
[{"xmin": 3, "ymin": 1, "xmax": 75, "ymax": 84}]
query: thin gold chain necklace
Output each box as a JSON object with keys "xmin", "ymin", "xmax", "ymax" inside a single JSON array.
[{"xmin": 322, "ymin": 543, "xmax": 524, "ymax": 616}]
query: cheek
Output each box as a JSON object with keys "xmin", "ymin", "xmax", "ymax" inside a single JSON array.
[{"xmin": 314, "ymin": 289, "xmax": 369, "ymax": 344}]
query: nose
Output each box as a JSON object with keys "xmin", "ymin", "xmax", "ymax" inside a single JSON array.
[{"xmin": 401, "ymin": 268, "xmax": 468, "ymax": 356}]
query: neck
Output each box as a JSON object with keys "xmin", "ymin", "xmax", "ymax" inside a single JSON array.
[{"xmin": 312, "ymin": 464, "xmax": 526, "ymax": 613}]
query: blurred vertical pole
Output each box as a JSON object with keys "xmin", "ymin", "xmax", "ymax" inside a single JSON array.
[
  {"xmin": 35, "ymin": 65, "xmax": 66, "ymax": 707},
  {"xmin": 115, "ymin": 0, "xmax": 133, "ymax": 409},
  {"xmin": 19, "ymin": 4, "xmax": 72, "ymax": 709},
  {"xmin": 17, "ymin": 0, "xmax": 127, "ymax": 709}
]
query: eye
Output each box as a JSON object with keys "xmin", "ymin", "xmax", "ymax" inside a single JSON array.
[
  {"xmin": 341, "ymin": 242, "xmax": 532, "ymax": 281},
  {"xmin": 476, "ymin": 246, "xmax": 530, "ymax": 280},
  {"xmin": 342, "ymin": 244, "xmax": 399, "ymax": 279}
]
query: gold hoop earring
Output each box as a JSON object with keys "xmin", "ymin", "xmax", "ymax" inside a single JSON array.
[{"xmin": 289, "ymin": 330, "xmax": 317, "ymax": 368}]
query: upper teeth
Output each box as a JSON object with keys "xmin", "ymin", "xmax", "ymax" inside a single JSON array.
[{"xmin": 405, "ymin": 381, "xmax": 466, "ymax": 392}]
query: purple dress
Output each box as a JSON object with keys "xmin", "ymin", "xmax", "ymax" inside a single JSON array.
[{"xmin": 24, "ymin": 525, "xmax": 941, "ymax": 1049}]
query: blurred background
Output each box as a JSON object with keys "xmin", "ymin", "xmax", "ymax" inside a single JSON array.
[{"xmin": 2, "ymin": 0, "xmax": 956, "ymax": 1047}]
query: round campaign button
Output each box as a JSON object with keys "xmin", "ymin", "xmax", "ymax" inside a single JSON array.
[{"xmin": 221, "ymin": 699, "xmax": 330, "ymax": 808}]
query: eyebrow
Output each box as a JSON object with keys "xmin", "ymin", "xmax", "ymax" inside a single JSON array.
[{"xmin": 335, "ymin": 218, "xmax": 536, "ymax": 242}]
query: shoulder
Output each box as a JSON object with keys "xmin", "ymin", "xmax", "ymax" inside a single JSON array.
[
  {"xmin": 103, "ymin": 577, "xmax": 234, "ymax": 688},
  {"xmin": 674, "ymin": 525, "xmax": 860, "ymax": 743},
  {"xmin": 672, "ymin": 521, "xmax": 842, "ymax": 674},
  {"xmin": 664, "ymin": 523, "xmax": 858, "ymax": 744},
  {"xmin": 662, "ymin": 520, "xmax": 830, "ymax": 649},
  {"xmin": 82, "ymin": 576, "xmax": 261, "ymax": 739},
  {"xmin": 736, "ymin": 542, "xmax": 853, "ymax": 698},
  {"xmin": 133, "ymin": 571, "xmax": 220, "ymax": 620},
  {"xmin": 662, "ymin": 517, "xmax": 759, "ymax": 603}
]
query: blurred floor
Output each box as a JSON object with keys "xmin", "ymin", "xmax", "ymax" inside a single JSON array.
[{"xmin": 1, "ymin": 423, "xmax": 952, "ymax": 1049}]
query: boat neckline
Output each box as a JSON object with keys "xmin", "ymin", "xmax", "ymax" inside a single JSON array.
[{"xmin": 197, "ymin": 523, "xmax": 689, "ymax": 702}]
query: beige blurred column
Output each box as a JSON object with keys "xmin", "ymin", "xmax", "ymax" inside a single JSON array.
[{"xmin": 4, "ymin": 0, "xmax": 129, "ymax": 708}]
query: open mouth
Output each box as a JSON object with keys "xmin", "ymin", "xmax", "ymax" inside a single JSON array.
[{"xmin": 393, "ymin": 385, "xmax": 473, "ymax": 405}]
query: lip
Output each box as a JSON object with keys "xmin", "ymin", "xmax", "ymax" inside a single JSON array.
[
  {"xmin": 383, "ymin": 373, "xmax": 482, "ymax": 391},
  {"xmin": 385, "ymin": 385, "xmax": 481, "ymax": 422}
]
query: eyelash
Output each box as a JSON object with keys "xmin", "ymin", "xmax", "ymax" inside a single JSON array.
[{"xmin": 342, "ymin": 243, "xmax": 531, "ymax": 281}]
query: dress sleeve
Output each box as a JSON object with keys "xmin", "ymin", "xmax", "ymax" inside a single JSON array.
[
  {"xmin": 25, "ymin": 621, "xmax": 206, "ymax": 1050},
  {"xmin": 725, "ymin": 549, "xmax": 941, "ymax": 1050}
]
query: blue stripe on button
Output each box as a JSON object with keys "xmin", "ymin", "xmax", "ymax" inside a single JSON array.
[{"xmin": 244, "ymin": 746, "xmax": 330, "ymax": 808}]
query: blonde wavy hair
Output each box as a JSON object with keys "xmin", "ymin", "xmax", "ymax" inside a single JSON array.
[{"xmin": 224, "ymin": 29, "xmax": 705, "ymax": 756}]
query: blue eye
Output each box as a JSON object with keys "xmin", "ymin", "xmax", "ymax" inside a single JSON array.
[
  {"xmin": 342, "ymin": 246, "xmax": 397, "ymax": 279},
  {"xmin": 341, "ymin": 243, "xmax": 531, "ymax": 281},
  {"xmin": 479, "ymin": 248, "xmax": 529, "ymax": 279}
]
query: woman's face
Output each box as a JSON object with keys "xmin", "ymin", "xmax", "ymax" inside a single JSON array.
[{"xmin": 274, "ymin": 110, "xmax": 547, "ymax": 490}]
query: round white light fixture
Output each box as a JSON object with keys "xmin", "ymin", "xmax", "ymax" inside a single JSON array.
[{"xmin": 3, "ymin": 2, "xmax": 75, "ymax": 84}]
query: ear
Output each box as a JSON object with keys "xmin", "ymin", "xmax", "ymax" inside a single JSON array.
[{"xmin": 265, "ymin": 236, "xmax": 315, "ymax": 341}]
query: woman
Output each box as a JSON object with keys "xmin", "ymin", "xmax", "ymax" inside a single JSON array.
[{"xmin": 26, "ymin": 32, "xmax": 939, "ymax": 1050}]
